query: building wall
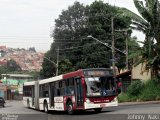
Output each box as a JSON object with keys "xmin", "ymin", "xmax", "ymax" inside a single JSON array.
[
  {"xmin": 0, "ymin": 90, "xmax": 4, "ymax": 97},
  {"xmin": 0, "ymin": 85, "xmax": 6, "ymax": 98},
  {"xmin": 1, "ymin": 73, "xmax": 33, "ymax": 100},
  {"xmin": 132, "ymin": 63, "xmax": 151, "ymax": 81}
]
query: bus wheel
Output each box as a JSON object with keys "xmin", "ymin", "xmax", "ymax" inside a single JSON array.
[
  {"xmin": 66, "ymin": 101, "xmax": 74, "ymax": 115},
  {"xmin": 94, "ymin": 108, "xmax": 102, "ymax": 113},
  {"xmin": 44, "ymin": 102, "xmax": 48, "ymax": 113}
]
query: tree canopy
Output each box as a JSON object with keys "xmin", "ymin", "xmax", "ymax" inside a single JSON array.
[
  {"xmin": 0, "ymin": 59, "xmax": 21, "ymax": 79},
  {"xmin": 40, "ymin": 1, "xmax": 138, "ymax": 78},
  {"xmin": 121, "ymin": 0, "xmax": 160, "ymax": 78}
]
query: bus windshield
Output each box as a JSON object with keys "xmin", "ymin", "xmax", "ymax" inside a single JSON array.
[{"xmin": 85, "ymin": 76, "xmax": 116, "ymax": 97}]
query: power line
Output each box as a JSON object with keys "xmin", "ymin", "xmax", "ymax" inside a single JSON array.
[
  {"xmin": 56, "ymin": 43, "xmax": 100, "ymax": 51},
  {"xmin": 55, "ymin": 42, "xmax": 80, "ymax": 43},
  {"xmin": 53, "ymin": 39, "xmax": 83, "ymax": 41}
]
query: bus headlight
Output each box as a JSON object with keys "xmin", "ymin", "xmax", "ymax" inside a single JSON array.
[
  {"xmin": 112, "ymin": 97, "xmax": 117, "ymax": 102},
  {"xmin": 85, "ymin": 98, "xmax": 91, "ymax": 103}
]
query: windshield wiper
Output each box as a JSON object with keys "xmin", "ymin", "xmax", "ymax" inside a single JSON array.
[{"xmin": 90, "ymin": 86, "xmax": 99, "ymax": 92}]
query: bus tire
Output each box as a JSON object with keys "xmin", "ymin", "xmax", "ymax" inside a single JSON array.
[
  {"xmin": 94, "ymin": 108, "xmax": 102, "ymax": 113},
  {"xmin": 66, "ymin": 101, "xmax": 74, "ymax": 115},
  {"xmin": 44, "ymin": 101, "xmax": 48, "ymax": 113},
  {"xmin": 27, "ymin": 99, "xmax": 30, "ymax": 108}
]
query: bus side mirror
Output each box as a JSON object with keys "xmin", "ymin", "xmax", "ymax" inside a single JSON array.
[{"xmin": 81, "ymin": 78, "xmax": 85, "ymax": 85}]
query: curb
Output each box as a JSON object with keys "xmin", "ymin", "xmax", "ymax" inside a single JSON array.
[{"xmin": 119, "ymin": 101, "xmax": 160, "ymax": 106}]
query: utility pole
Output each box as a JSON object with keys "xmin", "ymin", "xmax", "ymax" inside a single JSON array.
[
  {"xmin": 115, "ymin": 29, "xmax": 129, "ymax": 70},
  {"xmin": 4, "ymin": 75, "xmax": 8, "ymax": 100},
  {"xmin": 56, "ymin": 47, "xmax": 59, "ymax": 76},
  {"xmin": 125, "ymin": 30, "xmax": 129, "ymax": 70},
  {"xmin": 111, "ymin": 17, "xmax": 116, "ymax": 77}
]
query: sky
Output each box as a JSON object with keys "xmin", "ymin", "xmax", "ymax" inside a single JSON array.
[{"xmin": 0, "ymin": 0, "xmax": 145, "ymax": 52}]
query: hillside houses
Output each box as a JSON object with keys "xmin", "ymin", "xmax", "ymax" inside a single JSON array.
[{"xmin": 0, "ymin": 46, "xmax": 44, "ymax": 71}]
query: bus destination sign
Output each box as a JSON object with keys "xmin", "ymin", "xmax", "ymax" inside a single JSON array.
[{"xmin": 84, "ymin": 70, "xmax": 113, "ymax": 77}]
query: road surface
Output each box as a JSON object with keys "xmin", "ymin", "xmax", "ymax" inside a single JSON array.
[{"xmin": 0, "ymin": 101, "xmax": 160, "ymax": 120}]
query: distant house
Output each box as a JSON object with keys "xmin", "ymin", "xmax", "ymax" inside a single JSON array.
[
  {"xmin": 117, "ymin": 62, "xmax": 151, "ymax": 93},
  {"xmin": 0, "ymin": 60, "xmax": 7, "ymax": 66},
  {"xmin": 1, "ymin": 74, "xmax": 34, "ymax": 100},
  {"xmin": 0, "ymin": 46, "xmax": 7, "ymax": 52},
  {"xmin": 116, "ymin": 70, "xmax": 131, "ymax": 93},
  {"xmin": 0, "ymin": 80, "xmax": 5, "ymax": 98},
  {"xmin": 0, "ymin": 46, "xmax": 44, "ymax": 72}
]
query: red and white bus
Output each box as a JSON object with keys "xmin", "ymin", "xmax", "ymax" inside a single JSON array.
[{"xmin": 23, "ymin": 68, "xmax": 121, "ymax": 114}]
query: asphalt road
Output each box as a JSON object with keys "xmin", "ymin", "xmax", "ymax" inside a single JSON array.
[{"xmin": 0, "ymin": 101, "xmax": 160, "ymax": 120}]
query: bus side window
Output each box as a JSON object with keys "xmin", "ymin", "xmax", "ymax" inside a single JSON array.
[
  {"xmin": 54, "ymin": 81, "xmax": 61, "ymax": 96},
  {"xmin": 65, "ymin": 79, "xmax": 74, "ymax": 95},
  {"xmin": 39, "ymin": 85, "xmax": 42, "ymax": 98},
  {"xmin": 45, "ymin": 91, "xmax": 48, "ymax": 97},
  {"xmin": 41, "ymin": 84, "xmax": 49, "ymax": 98}
]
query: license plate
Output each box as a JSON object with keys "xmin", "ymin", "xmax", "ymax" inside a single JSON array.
[{"xmin": 100, "ymin": 104, "xmax": 106, "ymax": 107}]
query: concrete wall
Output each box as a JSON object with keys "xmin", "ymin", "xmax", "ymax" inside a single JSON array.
[{"xmin": 132, "ymin": 63, "xmax": 151, "ymax": 81}]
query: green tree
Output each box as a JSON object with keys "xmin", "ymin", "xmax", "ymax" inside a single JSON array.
[
  {"xmin": 40, "ymin": 51, "xmax": 57, "ymax": 78},
  {"xmin": 7, "ymin": 59, "xmax": 21, "ymax": 72},
  {"xmin": 28, "ymin": 71, "xmax": 40, "ymax": 80},
  {"xmin": 0, "ymin": 60, "xmax": 21, "ymax": 79},
  {"xmin": 41, "ymin": 1, "xmax": 133, "ymax": 78},
  {"xmin": 121, "ymin": 0, "xmax": 160, "ymax": 78},
  {"xmin": 58, "ymin": 59, "xmax": 73, "ymax": 74},
  {"xmin": 84, "ymin": 1, "xmax": 129, "ymax": 70},
  {"xmin": 0, "ymin": 65, "xmax": 7, "ymax": 79},
  {"xmin": 42, "ymin": 1, "xmax": 89, "ymax": 77}
]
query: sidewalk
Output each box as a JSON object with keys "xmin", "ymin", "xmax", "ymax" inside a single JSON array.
[{"xmin": 119, "ymin": 101, "xmax": 160, "ymax": 106}]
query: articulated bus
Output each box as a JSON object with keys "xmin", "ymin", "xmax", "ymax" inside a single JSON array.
[{"xmin": 23, "ymin": 68, "xmax": 121, "ymax": 114}]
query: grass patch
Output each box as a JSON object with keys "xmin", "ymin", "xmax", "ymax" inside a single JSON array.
[{"xmin": 118, "ymin": 93, "xmax": 130, "ymax": 102}]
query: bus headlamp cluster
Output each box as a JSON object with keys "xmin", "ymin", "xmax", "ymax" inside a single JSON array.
[
  {"xmin": 85, "ymin": 98, "xmax": 91, "ymax": 103},
  {"xmin": 111, "ymin": 97, "xmax": 117, "ymax": 102}
]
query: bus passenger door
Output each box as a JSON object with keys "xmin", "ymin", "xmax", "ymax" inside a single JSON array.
[
  {"xmin": 32, "ymin": 86, "xmax": 35, "ymax": 106},
  {"xmin": 49, "ymin": 83, "xmax": 54, "ymax": 107},
  {"xmin": 75, "ymin": 77, "xmax": 83, "ymax": 107},
  {"xmin": 34, "ymin": 81, "xmax": 39, "ymax": 110}
]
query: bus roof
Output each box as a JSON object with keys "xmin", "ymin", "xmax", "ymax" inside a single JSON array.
[
  {"xmin": 39, "ymin": 75, "xmax": 63, "ymax": 85},
  {"xmin": 24, "ymin": 68, "xmax": 112, "ymax": 85},
  {"xmin": 24, "ymin": 81, "xmax": 35, "ymax": 86},
  {"xmin": 82, "ymin": 68, "xmax": 112, "ymax": 71},
  {"xmin": 63, "ymin": 69, "xmax": 83, "ymax": 79},
  {"xmin": 63, "ymin": 68, "xmax": 112, "ymax": 79}
]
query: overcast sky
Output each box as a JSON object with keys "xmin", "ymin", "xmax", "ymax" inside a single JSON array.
[{"xmin": 0, "ymin": 0, "xmax": 144, "ymax": 52}]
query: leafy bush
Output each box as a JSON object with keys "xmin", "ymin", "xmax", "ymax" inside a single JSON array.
[
  {"xmin": 118, "ymin": 79, "xmax": 160, "ymax": 102},
  {"xmin": 127, "ymin": 80, "xmax": 144, "ymax": 97},
  {"xmin": 140, "ymin": 80, "xmax": 160, "ymax": 101}
]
